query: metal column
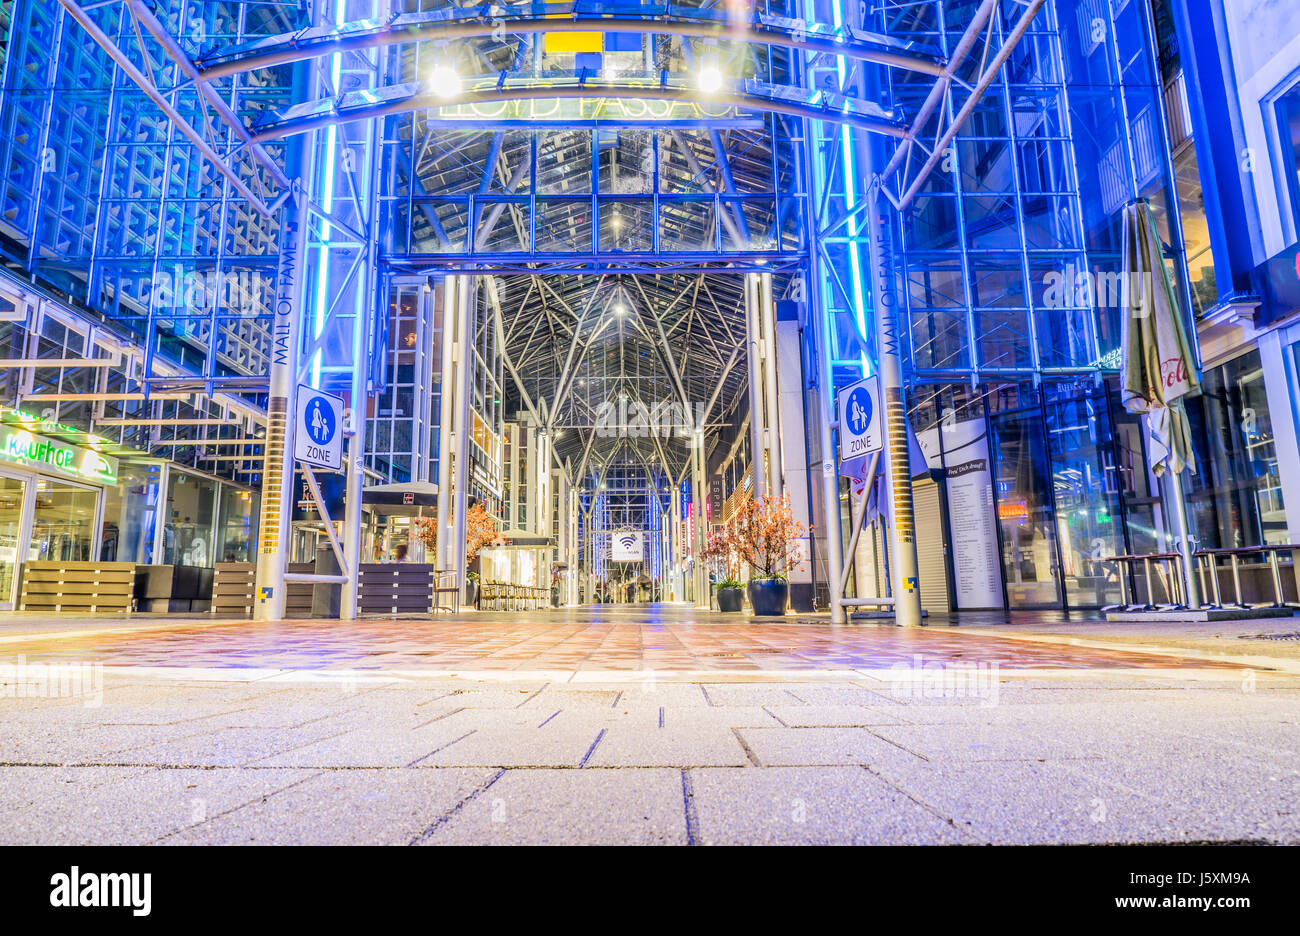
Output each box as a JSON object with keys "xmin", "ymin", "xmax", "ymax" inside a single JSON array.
[
  {"xmin": 691, "ymin": 430, "xmax": 708, "ymax": 608},
  {"xmin": 254, "ymin": 136, "xmax": 310, "ymax": 622},
  {"xmin": 744, "ymin": 273, "xmax": 767, "ymax": 498},
  {"xmin": 758, "ymin": 271, "xmax": 783, "ymax": 500},
  {"xmin": 864, "ymin": 179, "xmax": 922, "ymax": 627}
]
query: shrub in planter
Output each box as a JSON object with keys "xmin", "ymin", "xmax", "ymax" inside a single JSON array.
[
  {"xmin": 702, "ymin": 528, "xmax": 745, "ymax": 612},
  {"xmin": 715, "ymin": 579, "xmax": 745, "ymax": 612},
  {"xmin": 733, "ymin": 493, "xmax": 808, "ymax": 618}
]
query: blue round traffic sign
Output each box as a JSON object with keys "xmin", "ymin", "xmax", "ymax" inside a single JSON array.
[
  {"xmin": 305, "ymin": 395, "xmax": 337, "ymax": 446},
  {"xmin": 846, "ymin": 385, "xmax": 873, "ymax": 437}
]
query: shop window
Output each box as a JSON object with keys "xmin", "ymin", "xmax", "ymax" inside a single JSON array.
[
  {"xmin": 1273, "ymin": 83, "xmax": 1300, "ymax": 239},
  {"xmin": 1043, "ymin": 381, "xmax": 1127, "ymax": 607},
  {"xmin": 216, "ymin": 487, "xmax": 257, "ymax": 563},
  {"xmin": 0, "ymin": 476, "xmax": 26, "ymax": 605},
  {"xmin": 1184, "ymin": 349, "xmax": 1288, "ymax": 547},
  {"xmin": 30, "ymin": 480, "xmax": 97, "ymax": 562},
  {"xmin": 100, "ymin": 463, "xmax": 161, "ymax": 563},
  {"xmin": 989, "ymin": 385, "xmax": 1062, "ymax": 608},
  {"xmin": 164, "ymin": 470, "xmax": 217, "ymax": 567}
]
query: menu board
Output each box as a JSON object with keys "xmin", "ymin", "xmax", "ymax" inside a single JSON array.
[{"xmin": 916, "ymin": 416, "xmax": 1005, "ymax": 610}]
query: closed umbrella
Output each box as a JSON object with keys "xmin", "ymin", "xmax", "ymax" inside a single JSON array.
[{"xmin": 1119, "ymin": 199, "xmax": 1201, "ymax": 606}]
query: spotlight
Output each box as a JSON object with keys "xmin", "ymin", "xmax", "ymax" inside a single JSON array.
[
  {"xmin": 613, "ymin": 304, "xmax": 627, "ymax": 316},
  {"xmin": 698, "ymin": 63, "xmax": 723, "ymax": 94},
  {"xmin": 429, "ymin": 62, "xmax": 461, "ymax": 99}
]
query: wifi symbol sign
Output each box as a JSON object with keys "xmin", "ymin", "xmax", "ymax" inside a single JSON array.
[{"xmin": 618, "ymin": 534, "xmax": 637, "ymax": 550}]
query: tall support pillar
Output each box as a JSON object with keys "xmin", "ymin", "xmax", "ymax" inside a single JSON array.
[
  {"xmin": 254, "ymin": 142, "xmax": 310, "ymax": 622},
  {"xmin": 690, "ymin": 432, "xmax": 708, "ymax": 607},
  {"xmin": 450, "ymin": 275, "xmax": 474, "ymax": 589},
  {"xmin": 805, "ymin": 267, "xmax": 846, "ymax": 624},
  {"xmin": 669, "ymin": 485, "xmax": 682, "ymax": 601},
  {"xmin": 434, "ymin": 277, "xmax": 457, "ymax": 573},
  {"xmin": 744, "ymin": 274, "xmax": 767, "ymax": 497},
  {"xmin": 435, "ymin": 274, "xmax": 473, "ymax": 585},
  {"xmin": 864, "ymin": 182, "xmax": 923, "ymax": 627},
  {"xmin": 758, "ymin": 271, "xmax": 783, "ymax": 500}
]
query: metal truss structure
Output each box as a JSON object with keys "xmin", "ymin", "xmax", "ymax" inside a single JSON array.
[{"xmin": 0, "ymin": 0, "xmax": 1186, "ymax": 622}]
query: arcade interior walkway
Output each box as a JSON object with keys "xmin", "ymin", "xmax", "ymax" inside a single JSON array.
[{"xmin": 2, "ymin": 605, "xmax": 1299, "ymax": 844}]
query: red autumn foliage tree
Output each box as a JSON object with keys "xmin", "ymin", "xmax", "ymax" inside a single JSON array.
[
  {"xmin": 412, "ymin": 501, "xmax": 498, "ymax": 562},
  {"xmin": 464, "ymin": 501, "xmax": 499, "ymax": 562},
  {"xmin": 732, "ymin": 492, "xmax": 806, "ymax": 580},
  {"xmin": 702, "ymin": 527, "xmax": 742, "ymax": 585}
]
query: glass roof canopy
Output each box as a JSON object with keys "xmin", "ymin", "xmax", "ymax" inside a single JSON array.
[{"xmin": 0, "ymin": 0, "xmax": 1189, "ymax": 488}]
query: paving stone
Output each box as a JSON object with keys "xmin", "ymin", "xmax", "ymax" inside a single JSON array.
[
  {"xmin": 167, "ymin": 768, "xmax": 495, "ymax": 845},
  {"xmin": 736, "ymin": 727, "xmax": 928, "ymax": 769},
  {"xmin": 417, "ymin": 725, "xmax": 605, "ymax": 768},
  {"xmin": 689, "ymin": 767, "xmax": 968, "ymax": 845},
  {"xmin": 867, "ymin": 760, "xmax": 1177, "ymax": 844},
  {"xmin": 0, "ymin": 767, "xmax": 315, "ymax": 844},
  {"xmin": 867, "ymin": 723, "xmax": 1090, "ymax": 762},
  {"xmin": 584, "ymin": 725, "xmax": 751, "ymax": 767},
  {"xmin": 419, "ymin": 768, "xmax": 687, "ymax": 845},
  {"xmin": 762, "ymin": 704, "xmax": 910, "ymax": 727}
]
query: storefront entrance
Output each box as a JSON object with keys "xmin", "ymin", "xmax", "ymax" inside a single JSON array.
[{"xmin": 0, "ymin": 470, "xmax": 104, "ymax": 609}]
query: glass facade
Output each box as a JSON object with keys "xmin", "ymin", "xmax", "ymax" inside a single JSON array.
[
  {"xmin": 1184, "ymin": 349, "xmax": 1288, "ymax": 548},
  {"xmin": 0, "ymin": 0, "xmax": 1291, "ymax": 615}
]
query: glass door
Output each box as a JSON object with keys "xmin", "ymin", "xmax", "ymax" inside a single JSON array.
[
  {"xmin": 29, "ymin": 479, "xmax": 99, "ymax": 563},
  {"xmin": 990, "ymin": 388, "xmax": 1063, "ymax": 609},
  {"xmin": 0, "ymin": 475, "xmax": 27, "ymax": 608}
]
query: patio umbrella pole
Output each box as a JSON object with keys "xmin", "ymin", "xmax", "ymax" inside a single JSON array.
[{"xmin": 1165, "ymin": 469, "xmax": 1200, "ymax": 610}]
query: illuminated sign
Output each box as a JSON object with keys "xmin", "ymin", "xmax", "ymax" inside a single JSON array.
[
  {"xmin": 997, "ymin": 501, "xmax": 1029, "ymax": 522},
  {"xmin": 0, "ymin": 424, "xmax": 118, "ymax": 484},
  {"xmin": 429, "ymin": 97, "xmax": 751, "ymax": 126},
  {"xmin": 612, "ymin": 531, "xmax": 643, "ymax": 562}
]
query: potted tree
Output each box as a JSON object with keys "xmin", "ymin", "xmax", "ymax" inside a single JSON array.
[
  {"xmin": 412, "ymin": 502, "xmax": 499, "ymax": 608},
  {"xmin": 462, "ymin": 501, "xmax": 499, "ymax": 607},
  {"xmin": 703, "ymin": 527, "xmax": 744, "ymax": 612},
  {"xmin": 733, "ymin": 492, "xmax": 807, "ymax": 617}
]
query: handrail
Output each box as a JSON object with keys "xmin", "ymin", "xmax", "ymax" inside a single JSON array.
[
  {"xmin": 1100, "ymin": 552, "xmax": 1188, "ymax": 611},
  {"xmin": 1193, "ymin": 544, "xmax": 1298, "ymax": 610}
]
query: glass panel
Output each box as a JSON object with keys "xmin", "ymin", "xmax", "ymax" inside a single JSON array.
[
  {"xmin": 217, "ymin": 487, "xmax": 258, "ymax": 563},
  {"xmin": 99, "ymin": 463, "xmax": 162, "ymax": 563},
  {"xmin": 1184, "ymin": 349, "xmax": 1288, "ymax": 547},
  {"xmin": 164, "ymin": 471, "xmax": 217, "ymax": 567},
  {"xmin": 0, "ymin": 476, "xmax": 26, "ymax": 605},
  {"xmin": 30, "ymin": 479, "xmax": 97, "ymax": 562},
  {"xmin": 990, "ymin": 386, "xmax": 1062, "ymax": 608},
  {"xmin": 1043, "ymin": 382, "xmax": 1126, "ymax": 607}
]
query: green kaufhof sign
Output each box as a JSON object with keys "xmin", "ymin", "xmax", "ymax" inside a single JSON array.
[{"xmin": 0, "ymin": 425, "xmax": 118, "ymax": 484}]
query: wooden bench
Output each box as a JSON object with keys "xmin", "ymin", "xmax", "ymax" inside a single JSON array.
[
  {"xmin": 211, "ymin": 562, "xmax": 256, "ymax": 616},
  {"xmin": 19, "ymin": 561, "xmax": 136, "ymax": 613},
  {"xmin": 357, "ymin": 563, "xmax": 444, "ymax": 615},
  {"xmin": 479, "ymin": 581, "xmax": 549, "ymax": 611}
]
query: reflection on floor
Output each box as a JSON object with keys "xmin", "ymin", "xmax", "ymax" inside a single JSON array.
[{"xmin": 0, "ymin": 602, "xmax": 1254, "ymax": 674}]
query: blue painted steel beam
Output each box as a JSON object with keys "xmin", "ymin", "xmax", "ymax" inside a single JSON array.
[
  {"xmin": 194, "ymin": 5, "xmax": 945, "ymax": 82},
  {"xmin": 249, "ymin": 77, "xmax": 907, "ymax": 142}
]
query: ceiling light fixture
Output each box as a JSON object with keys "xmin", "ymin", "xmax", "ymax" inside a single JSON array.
[
  {"xmin": 698, "ymin": 62, "xmax": 724, "ymax": 94},
  {"xmin": 429, "ymin": 62, "xmax": 461, "ymax": 99}
]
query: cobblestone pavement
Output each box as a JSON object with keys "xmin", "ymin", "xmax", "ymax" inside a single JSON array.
[{"xmin": 1, "ymin": 605, "xmax": 1297, "ymax": 845}]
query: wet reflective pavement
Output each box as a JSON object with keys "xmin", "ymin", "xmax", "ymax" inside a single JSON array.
[
  {"xmin": 3, "ymin": 605, "xmax": 1298, "ymax": 844},
  {"xmin": 0, "ymin": 603, "xmax": 1256, "ymax": 676}
]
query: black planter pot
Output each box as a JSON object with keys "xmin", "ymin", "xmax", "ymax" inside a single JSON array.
[
  {"xmin": 748, "ymin": 578, "xmax": 789, "ymax": 616},
  {"xmin": 716, "ymin": 585, "xmax": 744, "ymax": 612},
  {"xmin": 464, "ymin": 580, "xmax": 479, "ymax": 609}
]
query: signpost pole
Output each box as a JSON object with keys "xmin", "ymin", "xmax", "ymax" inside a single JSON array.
[
  {"xmin": 254, "ymin": 137, "xmax": 310, "ymax": 622},
  {"xmin": 865, "ymin": 180, "xmax": 923, "ymax": 627}
]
